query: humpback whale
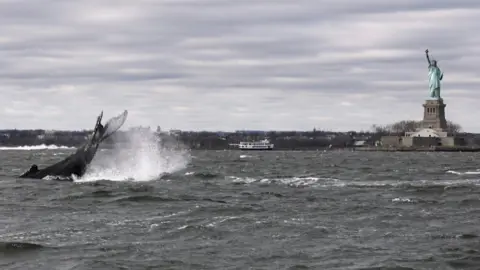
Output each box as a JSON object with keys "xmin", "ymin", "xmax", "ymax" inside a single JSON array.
[{"xmin": 19, "ymin": 110, "xmax": 128, "ymax": 180}]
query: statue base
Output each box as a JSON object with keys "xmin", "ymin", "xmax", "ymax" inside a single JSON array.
[
  {"xmin": 380, "ymin": 98, "xmax": 466, "ymax": 148},
  {"xmin": 422, "ymin": 99, "xmax": 447, "ymax": 131}
]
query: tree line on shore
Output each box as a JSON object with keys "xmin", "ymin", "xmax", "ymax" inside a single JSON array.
[
  {"xmin": 0, "ymin": 119, "xmax": 478, "ymax": 150},
  {"xmin": 370, "ymin": 120, "xmax": 462, "ymax": 135},
  {"xmin": 0, "ymin": 128, "xmax": 358, "ymax": 150}
]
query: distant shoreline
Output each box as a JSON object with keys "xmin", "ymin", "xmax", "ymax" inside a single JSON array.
[
  {"xmin": 2, "ymin": 129, "xmax": 480, "ymax": 151},
  {"xmin": 3, "ymin": 144, "xmax": 480, "ymax": 152},
  {"xmin": 354, "ymin": 146, "xmax": 480, "ymax": 152}
]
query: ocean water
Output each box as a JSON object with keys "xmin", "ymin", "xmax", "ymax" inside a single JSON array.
[{"xmin": 1, "ymin": 146, "xmax": 480, "ymax": 269}]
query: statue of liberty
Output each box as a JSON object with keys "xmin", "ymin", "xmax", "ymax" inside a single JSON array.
[{"xmin": 425, "ymin": 49, "xmax": 443, "ymax": 99}]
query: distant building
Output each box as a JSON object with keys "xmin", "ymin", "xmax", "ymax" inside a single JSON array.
[
  {"xmin": 169, "ymin": 129, "xmax": 181, "ymax": 136},
  {"xmin": 353, "ymin": 140, "xmax": 367, "ymax": 147},
  {"xmin": 129, "ymin": 126, "xmax": 151, "ymax": 133},
  {"xmin": 235, "ymin": 130, "xmax": 267, "ymax": 135}
]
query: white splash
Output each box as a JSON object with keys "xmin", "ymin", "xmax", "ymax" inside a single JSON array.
[
  {"xmin": 447, "ymin": 170, "xmax": 480, "ymax": 175},
  {"xmin": 76, "ymin": 130, "xmax": 191, "ymax": 182},
  {"xmin": 0, "ymin": 144, "xmax": 75, "ymax": 150},
  {"xmin": 392, "ymin": 197, "xmax": 414, "ymax": 203}
]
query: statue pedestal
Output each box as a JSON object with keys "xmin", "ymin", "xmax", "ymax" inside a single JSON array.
[
  {"xmin": 422, "ymin": 99, "xmax": 447, "ymax": 131},
  {"xmin": 380, "ymin": 97, "xmax": 466, "ymax": 148}
]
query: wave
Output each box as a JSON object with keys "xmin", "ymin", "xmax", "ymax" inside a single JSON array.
[
  {"xmin": 227, "ymin": 175, "xmax": 480, "ymax": 188},
  {"xmin": 105, "ymin": 195, "xmax": 227, "ymax": 204},
  {"xmin": 0, "ymin": 241, "xmax": 44, "ymax": 252},
  {"xmin": 446, "ymin": 170, "xmax": 480, "ymax": 175},
  {"xmin": 0, "ymin": 144, "xmax": 75, "ymax": 150}
]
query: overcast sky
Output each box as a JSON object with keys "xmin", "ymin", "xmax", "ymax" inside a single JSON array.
[{"xmin": 1, "ymin": 0, "xmax": 480, "ymax": 132}]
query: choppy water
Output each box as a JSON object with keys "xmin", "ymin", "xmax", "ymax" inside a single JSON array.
[{"xmin": 1, "ymin": 148, "xmax": 480, "ymax": 269}]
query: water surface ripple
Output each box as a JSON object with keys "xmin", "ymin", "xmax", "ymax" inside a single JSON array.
[{"xmin": 1, "ymin": 150, "xmax": 480, "ymax": 269}]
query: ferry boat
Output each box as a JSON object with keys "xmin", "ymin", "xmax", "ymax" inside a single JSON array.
[{"xmin": 231, "ymin": 139, "xmax": 274, "ymax": 151}]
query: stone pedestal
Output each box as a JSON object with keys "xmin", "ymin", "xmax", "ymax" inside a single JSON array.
[
  {"xmin": 380, "ymin": 97, "xmax": 466, "ymax": 148},
  {"xmin": 422, "ymin": 99, "xmax": 447, "ymax": 131}
]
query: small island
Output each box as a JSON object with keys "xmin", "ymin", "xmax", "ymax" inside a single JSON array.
[{"xmin": 359, "ymin": 49, "xmax": 477, "ymax": 152}]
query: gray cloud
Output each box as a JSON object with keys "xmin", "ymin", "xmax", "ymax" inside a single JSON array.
[{"xmin": 0, "ymin": 0, "xmax": 479, "ymax": 131}]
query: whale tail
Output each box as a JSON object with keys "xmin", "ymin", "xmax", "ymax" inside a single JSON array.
[
  {"xmin": 99, "ymin": 110, "xmax": 128, "ymax": 143},
  {"xmin": 19, "ymin": 110, "xmax": 129, "ymax": 180}
]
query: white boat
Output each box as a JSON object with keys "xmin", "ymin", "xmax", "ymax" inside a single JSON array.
[{"xmin": 231, "ymin": 139, "xmax": 274, "ymax": 151}]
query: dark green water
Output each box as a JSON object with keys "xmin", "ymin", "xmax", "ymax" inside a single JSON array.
[{"xmin": 1, "ymin": 149, "xmax": 480, "ymax": 269}]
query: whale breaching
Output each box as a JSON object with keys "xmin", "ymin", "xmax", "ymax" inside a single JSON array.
[{"xmin": 19, "ymin": 110, "xmax": 128, "ymax": 180}]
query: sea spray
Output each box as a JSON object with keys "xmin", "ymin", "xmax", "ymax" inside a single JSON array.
[
  {"xmin": 77, "ymin": 130, "xmax": 191, "ymax": 182},
  {"xmin": 0, "ymin": 144, "xmax": 75, "ymax": 150}
]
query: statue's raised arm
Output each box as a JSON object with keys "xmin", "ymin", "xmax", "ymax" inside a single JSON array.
[{"xmin": 425, "ymin": 49, "xmax": 431, "ymax": 66}]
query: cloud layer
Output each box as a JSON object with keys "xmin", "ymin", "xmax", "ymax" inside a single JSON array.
[{"xmin": 1, "ymin": 0, "xmax": 480, "ymax": 131}]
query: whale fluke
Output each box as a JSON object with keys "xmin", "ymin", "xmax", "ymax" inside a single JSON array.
[{"xmin": 19, "ymin": 110, "xmax": 128, "ymax": 180}]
